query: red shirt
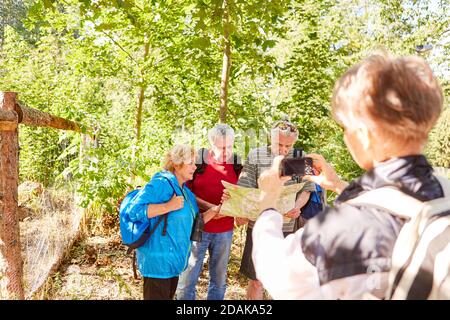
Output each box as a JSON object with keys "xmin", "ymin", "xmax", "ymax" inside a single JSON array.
[{"xmin": 187, "ymin": 150, "xmax": 238, "ymax": 233}]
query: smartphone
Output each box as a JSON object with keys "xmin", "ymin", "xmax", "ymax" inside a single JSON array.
[{"xmin": 280, "ymin": 157, "xmax": 314, "ymax": 177}]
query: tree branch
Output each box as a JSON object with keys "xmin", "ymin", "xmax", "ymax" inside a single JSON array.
[{"xmin": 100, "ymin": 30, "xmax": 139, "ymax": 65}]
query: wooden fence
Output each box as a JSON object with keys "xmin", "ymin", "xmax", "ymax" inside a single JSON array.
[{"xmin": 0, "ymin": 92, "xmax": 84, "ymax": 299}]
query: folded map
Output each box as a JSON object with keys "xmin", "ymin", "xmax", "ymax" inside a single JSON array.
[{"xmin": 219, "ymin": 180, "xmax": 305, "ymax": 221}]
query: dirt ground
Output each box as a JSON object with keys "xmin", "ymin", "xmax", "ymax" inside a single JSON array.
[
  {"xmin": 40, "ymin": 225, "xmax": 251, "ymax": 300},
  {"xmin": 11, "ymin": 183, "xmax": 275, "ymax": 300}
]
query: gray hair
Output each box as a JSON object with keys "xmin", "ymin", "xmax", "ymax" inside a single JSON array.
[
  {"xmin": 208, "ymin": 124, "xmax": 235, "ymax": 144},
  {"xmin": 270, "ymin": 120, "xmax": 299, "ymax": 139}
]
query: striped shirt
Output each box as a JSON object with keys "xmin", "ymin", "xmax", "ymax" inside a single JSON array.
[{"xmin": 237, "ymin": 146, "xmax": 316, "ymax": 232}]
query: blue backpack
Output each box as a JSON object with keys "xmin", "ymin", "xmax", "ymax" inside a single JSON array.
[
  {"xmin": 119, "ymin": 177, "xmax": 177, "ymax": 252},
  {"xmin": 301, "ymin": 184, "xmax": 324, "ymax": 220},
  {"xmin": 119, "ymin": 177, "xmax": 178, "ymax": 279},
  {"xmin": 119, "ymin": 189, "xmax": 162, "ymax": 251}
]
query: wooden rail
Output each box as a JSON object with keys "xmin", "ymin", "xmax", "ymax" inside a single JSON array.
[{"xmin": 0, "ymin": 98, "xmax": 81, "ymax": 132}]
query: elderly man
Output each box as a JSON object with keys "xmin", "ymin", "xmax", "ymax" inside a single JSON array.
[
  {"xmin": 176, "ymin": 124, "xmax": 242, "ymax": 300},
  {"xmin": 238, "ymin": 119, "xmax": 316, "ymax": 300}
]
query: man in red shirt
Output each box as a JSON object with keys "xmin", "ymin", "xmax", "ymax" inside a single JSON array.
[{"xmin": 176, "ymin": 124, "xmax": 242, "ymax": 300}]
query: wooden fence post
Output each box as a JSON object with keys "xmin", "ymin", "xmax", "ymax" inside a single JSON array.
[{"xmin": 0, "ymin": 92, "xmax": 24, "ymax": 299}]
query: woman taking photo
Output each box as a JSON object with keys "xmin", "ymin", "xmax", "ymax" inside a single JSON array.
[{"xmin": 252, "ymin": 53, "xmax": 449, "ymax": 299}]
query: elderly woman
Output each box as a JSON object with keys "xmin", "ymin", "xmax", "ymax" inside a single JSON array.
[
  {"xmin": 252, "ymin": 53, "xmax": 447, "ymax": 299},
  {"xmin": 126, "ymin": 144, "xmax": 220, "ymax": 300}
]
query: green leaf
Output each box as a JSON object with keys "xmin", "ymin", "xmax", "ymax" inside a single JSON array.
[
  {"xmin": 262, "ymin": 39, "xmax": 276, "ymax": 51},
  {"xmin": 191, "ymin": 37, "xmax": 211, "ymax": 49},
  {"xmin": 95, "ymin": 23, "xmax": 117, "ymax": 31},
  {"xmin": 43, "ymin": 0, "xmax": 55, "ymax": 9}
]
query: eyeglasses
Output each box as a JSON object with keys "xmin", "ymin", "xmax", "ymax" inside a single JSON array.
[{"xmin": 273, "ymin": 120, "xmax": 298, "ymax": 133}]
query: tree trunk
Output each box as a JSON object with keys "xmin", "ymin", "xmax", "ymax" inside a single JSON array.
[
  {"xmin": 0, "ymin": 92, "xmax": 24, "ymax": 300},
  {"xmin": 130, "ymin": 42, "xmax": 151, "ymax": 182},
  {"xmin": 219, "ymin": 0, "xmax": 231, "ymax": 124}
]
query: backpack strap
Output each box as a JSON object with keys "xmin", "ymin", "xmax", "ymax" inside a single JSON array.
[
  {"xmin": 161, "ymin": 177, "xmax": 180, "ymax": 236},
  {"xmin": 347, "ymin": 175, "xmax": 450, "ymax": 221},
  {"xmin": 191, "ymin": 148, "xmax": 208, "ymax": 185},
  {"xmin": 132, "ymin": 250, "xmax": 139, "ymax": 279},
  {"xmin": 415, "ymin": 176, "xmax": 450, "ymax": 227},
  {"xmin": 345, "ymin": 176, "xmax": 450, "ymax": 299},
  {"xmin": 130, "ymin": 176, "xmax": 178, "ymax": 252},
  {"xmin": 387, "ymin": 176, "xmax": 450, "ymax": 300},
  {"xmin": 346, "ymin": 187, "xmax": 426, "ymax": 220},
  {"xmin": 197, "ymin": 148, "xmax": 208, "ymax": 172},
  {"xmin": 233, "ymin": 153, "xmax": 243, "ymax": 177},
  {"xmin": 192, "ymin": 148, "xmax": 243, "ymax": 178},
  {"xmin": 128, "ymin": 211, "xmax": 168, "ymax": 280}
]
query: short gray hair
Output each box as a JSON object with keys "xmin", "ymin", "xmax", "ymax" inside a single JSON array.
[{"xmin": 208, "ymin": 124, "xmax": 235, "ymax": 144}]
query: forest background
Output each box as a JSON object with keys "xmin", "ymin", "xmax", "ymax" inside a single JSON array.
[{"xmin": 0, "ymin": 0, "xmax": 448, "ymax": 299}]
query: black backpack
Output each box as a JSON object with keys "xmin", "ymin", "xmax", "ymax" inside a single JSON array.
[{"xmin": 192, "ymin": 148, "xmax": 243, "ymax": 180}]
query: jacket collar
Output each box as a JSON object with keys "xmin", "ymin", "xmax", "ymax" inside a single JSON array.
[
  {"xmin": 336, "ymin": 155, "xmax": 441, "ymax": 203},
  {"xmin": 158, "ymin": 170, "xmax": 185, "ymax": 192}
]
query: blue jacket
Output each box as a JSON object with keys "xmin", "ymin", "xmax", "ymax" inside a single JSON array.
[{"xmin": 126, "ymin": 170, "xmax": 199, "ymax": 278}]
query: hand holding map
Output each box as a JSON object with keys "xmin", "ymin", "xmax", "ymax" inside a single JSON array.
[{"xmin": 219, "ymin": 181, "xmax": 305, "ymax": 221}]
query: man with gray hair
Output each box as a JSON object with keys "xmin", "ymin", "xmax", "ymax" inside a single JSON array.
[
  {"xmin": 176, "ymin": 124, "xmax": 243, "ymax": 300},
  {"xmin": 238, "ymin": 119, "xmax": 316, "ymax": 300}
]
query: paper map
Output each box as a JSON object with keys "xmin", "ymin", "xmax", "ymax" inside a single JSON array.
[{"xmin": 219, "ymin": 180, "xmax": 305, "ymax": 221}]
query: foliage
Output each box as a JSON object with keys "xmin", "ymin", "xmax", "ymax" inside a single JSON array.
[
  {"xmin": 0, "ymin": 0, "xmax": 448, "ymax": 216},
  {"xmin": 426, "ymin": 107, "xmax": 450, "ymax": 168}
]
